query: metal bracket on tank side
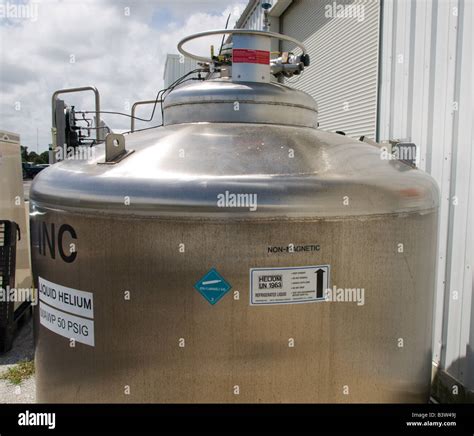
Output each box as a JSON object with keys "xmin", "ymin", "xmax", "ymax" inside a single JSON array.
[
  {"xmin": 98, "ymin": 133, "xmax": 134, "ymax": 165},
  {"xmin": 359, "ymin": 136, "xmax": 417, "ymax": 168}
]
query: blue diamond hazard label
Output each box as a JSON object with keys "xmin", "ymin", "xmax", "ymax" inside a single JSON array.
[{"xmin": 194, "ymin": 268, "xmax": 232, "ymax": 305}]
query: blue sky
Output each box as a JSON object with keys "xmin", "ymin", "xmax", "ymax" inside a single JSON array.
[{"xmin": 0, "ymin": 0, "xmax": 246, "ymax": 152}]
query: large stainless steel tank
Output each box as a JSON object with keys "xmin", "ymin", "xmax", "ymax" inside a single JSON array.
[{"xmin": 31, "ymin": 30, "xmax": 438, "ymax": 403}]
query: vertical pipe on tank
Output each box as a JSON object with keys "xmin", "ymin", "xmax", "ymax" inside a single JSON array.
[{"xmin": 232, "ymin": 34, "xmax": 271, "ymax": 83}]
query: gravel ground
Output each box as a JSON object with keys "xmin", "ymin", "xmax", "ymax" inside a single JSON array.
[{"xmin": 0, "ymin": 317, "xmax": 36, "ymax": 403}]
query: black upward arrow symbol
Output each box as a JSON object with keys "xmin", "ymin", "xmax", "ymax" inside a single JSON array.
[{"xmin": 315, "ymin": 269, "xmax": 325, "ymax": 299}]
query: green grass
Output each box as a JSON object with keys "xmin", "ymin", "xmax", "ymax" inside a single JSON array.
[{"xmin": 0, "ymin": 360, "xmax": 35, "ymax": 385}]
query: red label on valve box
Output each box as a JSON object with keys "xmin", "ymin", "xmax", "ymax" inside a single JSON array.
[{"xmin": 232, "ymin": 49, "xmax": 270, "ymax": 65}]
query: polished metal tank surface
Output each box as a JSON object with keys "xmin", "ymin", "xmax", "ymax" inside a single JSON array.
[{"xmin": 31, "ymin": 77, "xmax": 439, "ymax": 403}]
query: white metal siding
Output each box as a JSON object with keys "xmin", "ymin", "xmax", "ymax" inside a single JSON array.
[
  {"xmin": 163, "ymin": 54, "xmax": 199, "ymax": 88},
  {"xmin": 237, "ymin": 0, "xmax": 282, "ymax": 50},
  {"xmin": 378, "ymin": 0, "xmax": 473, "ymax": 390},
  {"xmin": 238, "ymin": 0, "xmax": 281, "ymax": 31},
  {"xmin": 280, "ymin": 0, "xmax": 380, "ymax": 138}
]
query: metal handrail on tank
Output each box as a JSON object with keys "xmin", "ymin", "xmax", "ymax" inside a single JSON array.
[
  {"xmin": 177, "ymin": 29, "xmax": 308, "ymax": 63},
  {"xmin": 51, "ymin": 86, "xmax": 101, "ymax": 143},
  {"xmin": 130, "ymin": 100, "xmax": 163, "ymax": 132}
]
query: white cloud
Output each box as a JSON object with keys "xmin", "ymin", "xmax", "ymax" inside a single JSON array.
[{"xmin": 0, "ymin": 0, "xmax": 246, "ymax": 152}]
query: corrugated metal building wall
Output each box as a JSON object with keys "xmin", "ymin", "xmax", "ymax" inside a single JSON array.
[
  {"xmin": 163, "ymin": 54, "xmax": 199, "ymax": 88},
  {"xmin": 280, "ymin": 0, "xmax": 380, "ymax": 138},
  {"xmin": 237, "ymin": 0, "xmax": 473, "ymax": 395},
  {"xmin": 236, "ymin": 0, "xmax": 269, "ymax": 30},
  {"xmin": 378, "ymin": 0, "xmax": 473, "ymax": 392}
]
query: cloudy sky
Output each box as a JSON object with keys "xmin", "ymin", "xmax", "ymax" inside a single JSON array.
[{"xmin": 0, "ymin": 0, "xmax": 246, "ymax": 153}]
